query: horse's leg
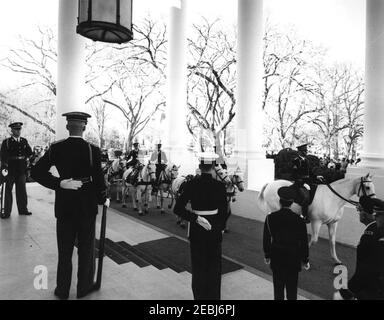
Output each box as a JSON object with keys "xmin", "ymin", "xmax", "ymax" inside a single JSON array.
[
  {"xmin": 160, "ymin": 189, "xmax": 165, "ymax": 214},
  {"xmin": 132, "ymin": 187, "xmax": 138, "ymax": 211},
  {"xmin": 137, "ymin": 187, "xmax": 143, "ymax": 215},
  {"xmin": 144, "ymin": 187, "xmax": 149, "ymax": 214},
  {"xmin": 309, "ymin": 220, "xmax": 322, "ymax": 247},
  {"xmin": 328, "ymin": 222, "xmax": 342, "ymax": 265},
  {"xmin": 122, "ymin": 183, "xmax": 127, "ymax": 208}
]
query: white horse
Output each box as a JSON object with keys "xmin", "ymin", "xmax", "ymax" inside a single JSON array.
[
  {"xmin": 122, "ymin": 162, "xmax": 156, "ymax": 215},
  {"xmin": 171, "ymin": 174, "xmax": 195, "ymax": 228},
  {"xmin": 154, "ymin": 163, "xmax": 180, "ymax": 213},
  {"xmin": 257, "ymin": 173, "xmax": 375, "ymax": 264},
  {"xmin": 106, "ymin": 158, "xmax": 126, "ymax": 202}
]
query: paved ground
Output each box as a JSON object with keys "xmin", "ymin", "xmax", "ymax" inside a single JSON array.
[{"xmin": 0, "ymin": 183, "xmax": 315, "ymax": 300}]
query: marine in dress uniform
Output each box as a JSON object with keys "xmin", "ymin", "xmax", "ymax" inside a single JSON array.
[
  {"xmin": 337, "ymin": 196, "xmax": 384, "ymax": 300},
  {"xmin": 31, "ymin": 112, "xmax": 109, "ymax": 300},
  {"xmin": 0, "ymin": 122, "xmax": 33, "ymax": 218},
  {"xmin": 174, "ymin": 152, "xmax": 229, "ymax": 300},
  {"xmin": 263, "ymin": 186, "xmax": 309, "ymax": 300}
]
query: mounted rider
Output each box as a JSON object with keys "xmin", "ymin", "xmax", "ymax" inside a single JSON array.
[
  {"xmin": 291, "ymin": 143, "xmax": 313, "ymax": 223},
  {"xmin": 150, "ymin": 140, "xmax": 168, "ymax": 192},
  {"xmin": 125, "ymin": 138, "xmax": 140, "ymax": 169}
]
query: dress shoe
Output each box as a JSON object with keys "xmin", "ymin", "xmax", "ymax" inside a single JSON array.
[
  {"xmin": 77, "ymin": 283, "xmax": 99, "ymax": 299},
  {"xmin": 54, "ymin": 288, "xmax": 69, "ymax": 300},
  {"xmin": 19, "ymin": 211, "xmax": 32, "ymax": 215}
]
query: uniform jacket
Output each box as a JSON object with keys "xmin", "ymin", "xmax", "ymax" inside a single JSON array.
[
  {"xmin": 150, "ymin": 150, "xmax": 168, "ymax": 164},
  {"xmin": 31, "ymin": 137, "xmax": 107, "ymax": 219},
  {"xmin": 348, "ymin": 221, "xmax": 384, "ymax": 299},
  {"xmin": 173, "ymin": 173, "xmax": 229, "ymax": 239},
  {"xmin": 292, "ymin": 153, "xmax": 310, "ymax": 179},
  {"xmin": 263, "ymin": 207, "xmax": 309, "ymax": 272},
  {"xmin": 0, "ymin": 136, "xmax": 33, "ymax": 175}
]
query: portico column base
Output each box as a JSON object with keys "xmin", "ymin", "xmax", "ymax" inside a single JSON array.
[{"xmin": 231, "ymin": 150, "xmax": 274, "ymax": 191}]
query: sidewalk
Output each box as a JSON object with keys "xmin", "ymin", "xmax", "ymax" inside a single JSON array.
[{"xmin": 0, "ymin": 183, "xmax": 312, "ymax": 300}]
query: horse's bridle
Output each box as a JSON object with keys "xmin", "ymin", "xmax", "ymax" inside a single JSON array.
[
  {"xmin": 215, "ymin": 167, "xmax": 230, "ymax": 184},
  {"xmin": 357, "ymin": 177, "xmax": 375, "ymax": 198},
  {"xmin": 324, "ymin": 177, "xmax": 374, "ymax": 207}
]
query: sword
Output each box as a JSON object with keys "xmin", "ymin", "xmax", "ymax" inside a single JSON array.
[
  {"xmin": 95, "ymin": 203, "xmax": 108, "ymax": 290},
  {"xmin": 0, "ymin": 170, "xmax": 7, "ymax": 218}
]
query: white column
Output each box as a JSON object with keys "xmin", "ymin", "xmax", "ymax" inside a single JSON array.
[
  {"xmin": 362, "ymin": 0, "xmax": 384, "ymax": 168},
  {"xmin": 347, "ymin": 0, "xmax": 384, "ymax": 199},
  {"xmin": 56, "ymin": 0, "xmax": 87, "ymax": 139},
  {"xmin": 234, "ymin": 0, "xmax": 273, "ymax": 190},
  {"xmin": 164, "ymin": 0, "xmax": 195, "ymax": 174}
]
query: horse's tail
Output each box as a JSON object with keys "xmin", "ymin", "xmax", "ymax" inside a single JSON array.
[{"xmin": 257, "ymin": 183, "xmax": 269, "ymax": 212}]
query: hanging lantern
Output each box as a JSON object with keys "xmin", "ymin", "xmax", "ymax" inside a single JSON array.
[{"xmin": 77, "ymin": 0, "xmax": 133, "ymax": 44}]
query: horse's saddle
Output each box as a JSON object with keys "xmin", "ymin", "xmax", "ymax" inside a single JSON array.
[{"xmin": 290, "ymin": 183, "xmax": 318, "ymax": 206}]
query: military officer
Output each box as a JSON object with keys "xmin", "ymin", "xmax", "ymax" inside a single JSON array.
[
  {"xmin": 337, "ymin": 196, "xmax": 384, "ymax": 300},
  {"xmin": 292, "ymin": 143, "xmax": 312, "ymax": 223},
  {"xmin": 263, "ymin": 186, "xmax": 310, "ymax": 300},
  {"xmin": 174, "ymin": 152, "xmax": 229, "ymax": 300},
  {"xmin": 31, "ymin": 111, "xmax": 109, "ymax": 300},
  {"xmin": 0, "ymin": 122, "xmax": 33, "ymax": 218}
]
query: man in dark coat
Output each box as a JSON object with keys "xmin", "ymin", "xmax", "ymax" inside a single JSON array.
[
  {"xmin": 263, "ymin": 186, "xmax": 310, "ymax": 300},
  {"xmin": 292, "ymin": 143, "xmax": 312, "ymax": 223},
  {"xmin": 31, "ymin": 111, "xmax": 109, "ymax": 300},
  {"xmin": 174, "ymin": 152, "xmax": 229, "ymax": 300},
  {"xmin": 337, "ymin": 196, "xmax": 384, "ymax": 300},
  {"xmin": 0, "ymin": 122, "xmax": 33, "ymax": 218},
  {"xmin": 125, "ymin": 141, "xmax": 140, "ymax": 168}
]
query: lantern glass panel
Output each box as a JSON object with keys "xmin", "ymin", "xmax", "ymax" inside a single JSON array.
[
  {"xmin": 78, "ymin": 0, "xmax": 89, "ymax": 23},
  {"xmin": 120, "ymin": 0, "xmax": 133, "ymax": 28},
  {"xmin": 92, "ymin": 0, "xmax": 117, "ymax": 24}
]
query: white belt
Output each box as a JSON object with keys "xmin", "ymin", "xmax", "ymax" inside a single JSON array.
[{"xmin": 194, "ymin": 209, "xmax": 218, "ymax": 216}]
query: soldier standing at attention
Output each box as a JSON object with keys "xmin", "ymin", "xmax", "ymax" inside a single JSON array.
[
  {"xmin": 31, "ymin": 112, "xmax": 109, "ymax": 300},
  {"xmin": 174, "ymin": 152, "xmax": 229, "ymax": 300},
  {"xmin": 263, "ymin": 186, "xmax": 310, "ymax": 300},
  {"xmin": 336, "ymin": 196, "xmax": 384, "ymax": 300},
  {"xmin": 0, "ymin": 122, "xmax": 33, "ymax": 219}
]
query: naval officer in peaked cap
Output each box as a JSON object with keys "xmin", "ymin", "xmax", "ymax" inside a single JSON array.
[
  {"xmin": 0, "ymin": 122, "xmax": 33, "ymax": 218},
  {"xmin": 174, "ymin": 151, "xmax": 229, "ymax": 300},
  {"xmin": 31, "ymin": 111, "xmax": 109, "ymax": 300}
]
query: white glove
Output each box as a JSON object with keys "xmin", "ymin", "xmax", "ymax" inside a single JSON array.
[
  {"xmin": 60, "ymin": 178, "xmax": 83, "ymax": 190},
  {"xmin": 303, "ymin": 262, "xmax": 310, "ymax": 270},
  {"xmin": 1, "ymin": 169, "xmax": 8, "ymax": 177},
  {"xmin": 104, "ymin": 198, "xmax": 110, "ymax": 208},
  {"xmin": 196, "ymin": 216, "xmax": 212, "ymax": 231},
  {"xmin": 264, "ymin": 258, "xmax": 271, "ymax": 265}
]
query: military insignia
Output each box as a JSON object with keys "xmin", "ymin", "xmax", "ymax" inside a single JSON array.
[{"xmin": 364, "ymin": 230, "xmax": 374, "ymax": 236}]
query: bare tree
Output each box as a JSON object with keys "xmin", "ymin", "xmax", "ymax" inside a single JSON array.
[
  {"xmin": 186, "ymin": 18, "xmax": 237, "ymax": 154},
  {"xmin": 262, "ymin": 23, "xmax": 323, "ymax": 150},
  {"xmin": 311, "ymin": 63, "xmax": 363, "ymax": 159},
  {"xmin": 1, "ymin": 26, "xmax": 57, "ymax": 97}
]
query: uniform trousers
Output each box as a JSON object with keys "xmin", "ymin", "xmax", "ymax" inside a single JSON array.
[
  {"xmin": 4, "ymin": 173, "xmax": 28, "ymax": 216},
  {"xmin": 272, "ymin": 268, "xmax": 299, "ymax": 300},
  {"xmin": 190, "ymin": 228, "xmax": 222, "ymax": 300},
  {"xmin": 56, "ymin": 214, "xmax": 96, "ymax": 297}
]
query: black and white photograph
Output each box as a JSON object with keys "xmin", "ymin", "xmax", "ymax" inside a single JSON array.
[{"xmin": 0, "ymin": 0, "xmax": 383, "ymax": 309}]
